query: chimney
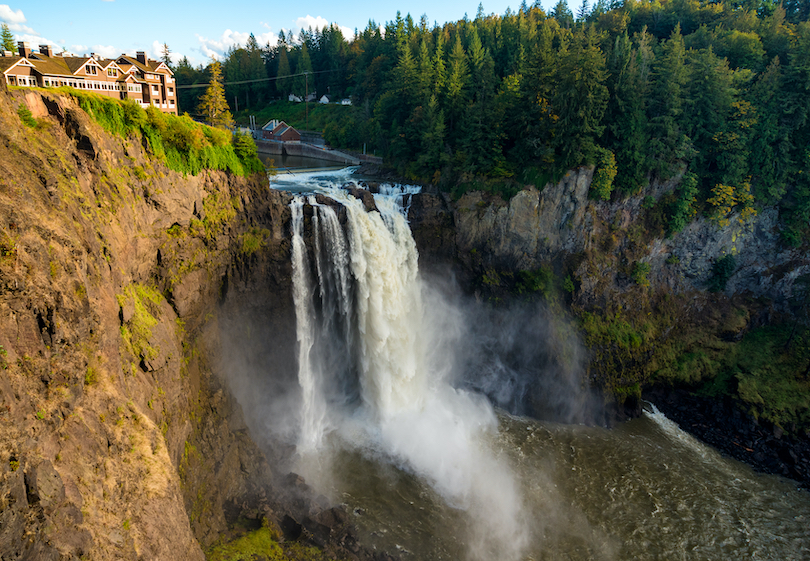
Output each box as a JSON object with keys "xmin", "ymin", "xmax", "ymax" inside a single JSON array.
[
  {"xmin": 17, "ymin": 41, "xmax": 31, "ymax": 58},
  {"xmin": 136, "ymin": 51, "xmax": 147, "ymax": 65},
  {"xmin": 1, "ymin": 51, "xmax": 11, "ymax": 58},
  {"xmin": 39, "ymin": 44, "xmax": 53, "ymax": 57}
]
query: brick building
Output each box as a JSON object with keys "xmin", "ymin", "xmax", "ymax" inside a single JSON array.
[{"xmin": 0, "ymin": 42, "xmax": 178, "ymax": 114}]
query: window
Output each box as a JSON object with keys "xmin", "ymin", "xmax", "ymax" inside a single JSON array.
[
  {"xmin": 152, "ymin": 85, "xmax": 159, "ymax": 94},
  {"xmin": 168, "ymin": 87, "xmax": 174, "ymax": 96},
  {"xmin": 107, "ymin": 68, "xmax": 117, "ymax": 77},
  {"xmin": 85, "ymin": 65, "xmax": 97, "ymax": 75}
]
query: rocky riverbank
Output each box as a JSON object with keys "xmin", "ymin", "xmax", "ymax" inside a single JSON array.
[{"xmin": 645, "ymin": 387, "xmax": 810, "ymax": 488}]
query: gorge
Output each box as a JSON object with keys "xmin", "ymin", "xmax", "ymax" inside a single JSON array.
[{"xmin": 1, "ymin": 84, "xmax": 809, "ymax": 561}]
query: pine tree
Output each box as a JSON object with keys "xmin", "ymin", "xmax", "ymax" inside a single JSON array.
[
  {"xmin": 197, "ymin": 60, "xmax": 233, "ymax": 128},
  {"xmin": 1, "ymin": 24, "xmax": 14, "ymax": 53},
  {"xmin": 605, "ymin": 32, "xmax": 649, "ymax": 193},
  {"xmin": 552, "ymin": 26, "xmax": 609, "ymax": 169},
  {"xmin": 432, "ymin": 32, "xmax": 447, "ymax": 99},
  {"xmin": 445, "ymin": 34, "xmax": 470, "ymax": 134},
  {"xmin": 160, "ymin": 43, "xmax": 172, "ymax": 67},
  {"xmin": 647, "ymin": 24, "xmax": 688, "ymax": 177},
  {"xmin": 552, "ymin": 0, "xmax": 575, "ymax": 28},
  {"xmin": 276, "ymin": 46, "xmax": 292, "ymax": 97}
]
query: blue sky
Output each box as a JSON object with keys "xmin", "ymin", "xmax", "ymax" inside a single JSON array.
[{"xmin": 2, "ymin": 1, "xmax": 556, "ymax": 66}]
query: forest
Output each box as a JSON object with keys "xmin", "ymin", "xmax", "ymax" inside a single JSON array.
[{"xmin": 175, "ymin": 0, "xmax": 810, "ymax": 244}]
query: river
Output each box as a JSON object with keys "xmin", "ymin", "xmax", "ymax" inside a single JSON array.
[{"xmin": 271, "ymin": 170, "xmax": 810, "ymax": 561}]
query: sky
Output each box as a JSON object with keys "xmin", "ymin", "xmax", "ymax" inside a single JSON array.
[{"xmin": 2, "ymin": 0, "xmax": 556, "ymax": 67}]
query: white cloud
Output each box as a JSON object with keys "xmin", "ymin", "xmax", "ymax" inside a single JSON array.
[
  {"xmin": 89, "ymin": 44, "xmax": 118, "ymax": 58},
  {"xmin": 6, "ymin": 23, "xmax": 34, "ymax": 34},
  {"xmin": 71, "ymin": 44, "xmax": 88, "ymax": 53},
  {"xmin": 292, "ymin": 15, "xmax": 353, "ymax": 42},
  {"xmin": 0, "ymin": 4, "xmax": 26, "ymax": 24},
  {"xmin": 195, "ymin": 28, "xmax": 279, "ymax": 61},
  {"xmin": 295, "ymin": 15, "xmax": 330, "ymax": 32}
]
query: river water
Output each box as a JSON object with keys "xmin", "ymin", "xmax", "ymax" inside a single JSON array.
[
  {"xmin": 273, "ymin": 170, "xmax": 810, "ymax": 561},
  {"xmin": 296, "ymin": 407, "xmax": 810, "ymax": 560}
]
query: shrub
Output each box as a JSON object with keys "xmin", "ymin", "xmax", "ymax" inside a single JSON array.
[
  {"xmin": 632, "ymin": 261, "xmax": 651, "ymax": 287},
  {"xmin": 590, "ymin": 148, "xmax": 617, "ymax": 201},
  {"xmin": 70, "ymin": 91, "xmax": 262, "ymax": 177},
  {"xmin": 668, "ymin": 172, "xmax": 699, "ymax": 235},
  {"xmin": 708, "ymin": 254, "xmax": 736, "ymax": 292},
  {"xmin": 17, "ymin": 104, "xmax": 37, "ymax": 128}
]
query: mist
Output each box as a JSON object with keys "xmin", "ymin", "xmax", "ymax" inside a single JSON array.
[{"xmin": 217, "ymin": 182, "xmax": 597, "ymax": 560}]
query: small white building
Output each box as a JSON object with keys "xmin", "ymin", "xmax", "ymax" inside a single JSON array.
[
  {"xmin": 319, "ymin": 94, "xmax": 332, "ymax": 104},
  {"xmin": 288, "ymin": 93, "xmax": 302, "ymax": 102},
  {"xmin": 341, "ymin": 98, "xmax": 352, "ymax": 106}
]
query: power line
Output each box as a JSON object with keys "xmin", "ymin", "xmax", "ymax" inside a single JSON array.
[{"xmin": 176, "ymin": 68, "xmax": 339, "ymax": 89}]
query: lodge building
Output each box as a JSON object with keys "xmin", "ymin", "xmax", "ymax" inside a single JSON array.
[{"xmin": 0, "ymin": 42, "xmax": 178, "ymax": 115}]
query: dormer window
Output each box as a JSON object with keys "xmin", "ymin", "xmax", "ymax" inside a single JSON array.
[
  {"xmin": 107, "ymin": 68, "xmax": 117, "ymax": 77},
  {"xmin": 85, "ymin": 64, "xmax": 97, "ymax": 75}
]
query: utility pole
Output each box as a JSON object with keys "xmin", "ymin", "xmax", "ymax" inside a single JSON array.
[{"xmin": 305, "ymin": 71, "xmax": 309, "ymax": 130}]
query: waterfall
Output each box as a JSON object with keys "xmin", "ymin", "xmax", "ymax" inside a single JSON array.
[
  {"xmin": 289, "ymin": 183, "xmax": 528, "ymax": 560},
  {"xmin": 290, "ymin": 198, "xmax": 326, "ymax": 451}
]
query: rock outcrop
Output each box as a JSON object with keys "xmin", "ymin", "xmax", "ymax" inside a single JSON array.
[
  {"xmin": 0, "ymin": 86, "xmax": 372, "ymax": 560},
  {"xmin": 411, "ymin": 168, "xmax": 808, "ymax": 308}
]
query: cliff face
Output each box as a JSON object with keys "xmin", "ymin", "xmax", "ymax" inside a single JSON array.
[
  {"xmin": 409, "ymin": 168, "xmax": 809, "ymax": 428},
  {"xmin": 0, "ymin": 87, "xmax": 300, "ymax": 559},
  {"xmin": 413, "ymin": 168, "xmax": 807, "ymax": 307}
]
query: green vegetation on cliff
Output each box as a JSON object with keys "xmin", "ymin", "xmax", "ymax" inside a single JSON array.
[{"xmin": 71, "ymin": 91, "xmax": 263, "ymax": 176}]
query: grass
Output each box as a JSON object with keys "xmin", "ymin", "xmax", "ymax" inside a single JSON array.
[
  {"xmin": 234, "ymin": 100, "xmax": 350, "ymax": 134},
  {"xmin": 206, "ymin": 525, "xmax": 329, "ymax": 561},
  {"xmin": 17, "ymin": 104, "xmax": 37, "ymax": 128},
  {"xmin": 239, "ymin": 227, "xmax": 271, "ymax": 255},
  {"xmin": 69, "ymin": 90, "xmax": 264, "ymax": 176},
  {"xmin": 118, "ymin": 284, "xmax": 163, "ymax": 363},
  {"xmin": 698, "ymin": 325, "xmax": 810, "ymax": 429}
]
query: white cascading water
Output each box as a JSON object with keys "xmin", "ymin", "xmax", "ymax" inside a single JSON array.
[
  {"xmin": 289, "ymin": 183, "xmax": 529, "ymax": 560},
  {"xmin": 290, "ymin": 198, "xmax": 327, "ymax": 451}
]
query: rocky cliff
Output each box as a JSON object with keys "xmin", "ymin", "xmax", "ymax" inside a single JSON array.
[
  {"xmin": 408, "ymin": 167, "xmax": 810, "ymax": 482},
  {"xmin": 412, "ymin": 168, "xmax": 807, "ymax": 307},
  {"xmin": 0, "ymin": 87, "xmax": 379, "ymax": 560}
]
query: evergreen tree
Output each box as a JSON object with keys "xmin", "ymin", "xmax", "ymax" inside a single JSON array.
[
  {"xmin": 605, "ymin": 32, "xmax": 649, "ymax": 192},
  {"xmin": 685, "ymin": 46, "xmax": 735, "ymax": 188},
  {"xmin": 197, "ymin": 60, "xmax": 234, "ymax": 128},
  {"xmin": 577, "ymin": 0, "xmax": 591, "ymax": 22},
  {"xmin": 647, "ymin": 24, "xmax": 688, "ymax": 176},
  {"xmin": 552, "ymin": 26, "xmax": 609, "ymax": 169},
  {"xmin": 432, "ymin": 32, "xmax": 447, "ymax": 99},
  {"xmin": 291, "ymin": 43, "xmax": 313, "ymax": 98},
  {"xmin": 2, "ymin": 23, "xmax": 15, "ymax": 53},
  {"xmin": 160, "ymin": 43, "xmax": 172, "ymax": 67},
  {"xmin": 445, "ymin": 33, "xmax": 470, "ymax": 134},
  {"xmin": 748, "ymin": 56, "xmax": 790, "ymax": 204},
  {"xmin": 276, "ymin": 46, "xmax": 292, "ymax": 97},
  {"xmin": 552, "ymin": 0, "xmax": 575, "ymax": 28}
]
